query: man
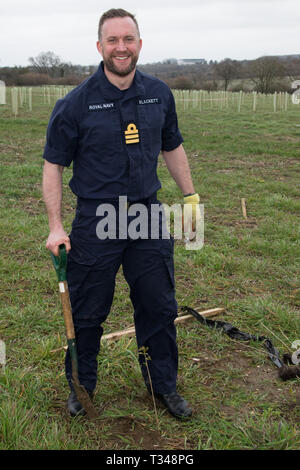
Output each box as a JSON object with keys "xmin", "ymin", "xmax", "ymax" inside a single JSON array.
[{"xmin": 43, "ymin": 8, "xmax": 199, "ymax": 419}]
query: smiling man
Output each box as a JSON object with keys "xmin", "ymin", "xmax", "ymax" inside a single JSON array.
[
  {"xmin": 43, "ymin": 8, "xmax": 198, "ymax": 420},
  {"xmin": 97, "ymin": 12, "xmax": 141, "ymax": 81}
]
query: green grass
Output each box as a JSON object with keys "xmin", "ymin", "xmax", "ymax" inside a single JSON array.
[{"xmin": 0, "ymin": 88, "xmax": 299, "ymax": 450}]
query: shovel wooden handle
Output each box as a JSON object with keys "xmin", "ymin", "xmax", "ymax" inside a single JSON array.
[
  {"xmin": 51, "ymin": 245, "xmax": 78, "ymax": 371},
  {"xmin": 58, "ymin": 280, "xmax": 75, "ymax": 340},
  {"xmin": 50, "ymin": 244, "xmax": 97, "ymax": 419},
  {"xmin": 51, "ymin": 244, "xmax": 75, "ymax": 341}
]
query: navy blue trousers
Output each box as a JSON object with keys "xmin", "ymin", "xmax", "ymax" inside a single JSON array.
[{"xmin": 65, "ymin": 197, "xmax": 178, "ymax": 394}]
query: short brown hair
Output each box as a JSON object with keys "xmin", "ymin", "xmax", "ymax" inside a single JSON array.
[{"xmin": 98, "ymin": 8, "xmax": 140, "ymax": 41}]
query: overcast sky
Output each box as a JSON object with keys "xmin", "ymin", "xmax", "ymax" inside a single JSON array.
[{"xmin": 0, "ymin": 0, "xmax": 299, "ymax": 67}]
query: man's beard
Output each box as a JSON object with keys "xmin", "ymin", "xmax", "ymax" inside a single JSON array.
[{"xmin": 103, "ymin": 53, "xmax": 139, "ymax": 77}]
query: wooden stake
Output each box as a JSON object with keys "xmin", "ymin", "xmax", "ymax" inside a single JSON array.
[
  {"xmin": 102, "ymin": 307, "xmax": 225, "ymax": 342},
  {"xmin": 253, "ymin": 91, "xmax": 257, "ymax": 111},
  {"xmin": 50, "ymin": 307, "xmax": 226, "ymax": 351},
  {"xmin": 11, "ymin": 87, "xmax": 18, "ymax": 116},
  {"xmin": 28, "ymin": 88, "xmax": 32, "ymax": 112},
  {"xmin": 284, "ymin": 92, "xmax": 288, "ymax": 111},
  {"xmin": 273, "ymin": 92, "xmax": 277, "ymax": 113},
  {"xmin": 241, "ymin": 198, "xmax": 247, "ymax": 219},
  {"xmin": 238, "ymin": 90, "xmax": 243, "ymax": 112}
]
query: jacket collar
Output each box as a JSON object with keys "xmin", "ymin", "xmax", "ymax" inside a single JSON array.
[{"xmin": 96, "ymin": 61, "xmax": 145, "ymax": 101}]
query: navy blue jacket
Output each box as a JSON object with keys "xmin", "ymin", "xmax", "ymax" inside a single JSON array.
[{"xmin": 43, "ymin": 62, "xmax": 183, "ymax": 201}]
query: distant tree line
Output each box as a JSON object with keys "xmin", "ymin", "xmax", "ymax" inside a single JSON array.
[
  {"xmin": 0, "ymin": 51, "xmax": 96, "ymax": 86},
  {"xmin": 139, "ymin": 56, "xmax": 300, "ymax": 93},
  {"xmin": 1, "ymin": 51, "xmax": 300, "ymax": 94}
]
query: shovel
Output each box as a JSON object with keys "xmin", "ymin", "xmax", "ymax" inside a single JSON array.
[{"xmin": 51, "ymin": 244, "xmax": 97, "ymax": 419}]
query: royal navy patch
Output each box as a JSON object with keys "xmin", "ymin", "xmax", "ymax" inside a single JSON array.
[{"xmin": 88, "ymin": 103, "xmax": 114, "ymax": 111}]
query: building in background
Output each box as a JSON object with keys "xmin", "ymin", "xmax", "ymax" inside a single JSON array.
[{"xmin": 177, "ymin": 59, "xmax": 206, "ymax": 65}]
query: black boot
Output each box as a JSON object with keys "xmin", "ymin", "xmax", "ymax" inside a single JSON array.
[
  {"xmin": 67, "ymin": 390, "xmax": 94, "ymax": 417},
  {"xmin": 153, "ymin": 391, "xmax": 193, "ymax": 419}
]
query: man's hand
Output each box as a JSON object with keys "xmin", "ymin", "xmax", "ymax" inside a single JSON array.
[
  {"xmin": 183, "ymin": 193, "xmax": 200, "ymax": 239},
  {"xmin": 46, "ymin": 229, "xmax": 71, "ymax": 256},
  {"xmin": 162, "ymin": 145, "xmax": 199, "ymax": 240}
]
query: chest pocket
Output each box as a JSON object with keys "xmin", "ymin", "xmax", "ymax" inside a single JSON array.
[
  {"xmin": 80, "ymin": 107, "xmax": 122, "ymax": 161},
  {"xmin": 137, "ymin": 101, "xmax": 165, "ymax": 154}
]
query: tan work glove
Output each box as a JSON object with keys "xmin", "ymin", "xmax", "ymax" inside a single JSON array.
[{"xmin": 183, "ymin": 193, "xmax": 200, "ymax": 240}]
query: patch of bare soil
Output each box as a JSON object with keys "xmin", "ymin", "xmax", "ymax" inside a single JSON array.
[
  {"xmin": 191, "ymin": 343, "xmax": 299, "ymax": 420},
  {"xmin": 226, "ymin": 352, "xmax": 282, "ymax": 399},
  {"xmin": 50, "ymin": 343, "xmax": 299, "ymax": 449},
  {"xmin": 53, "ymin": 393, "xmax": 172, "ymax": 450},
  {"xmin": 106, "ymin": 415, "xmax": 168, "ymax": 450}
]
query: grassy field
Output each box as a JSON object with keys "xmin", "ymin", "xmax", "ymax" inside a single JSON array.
[{"xmin": 0, "ymin": 88, "xmax": 299, "ymax": 450}]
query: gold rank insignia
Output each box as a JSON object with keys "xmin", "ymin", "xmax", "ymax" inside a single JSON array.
[{"xmin": 125, "ymin": 123, "xmax": 140, "ymax": 144}]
